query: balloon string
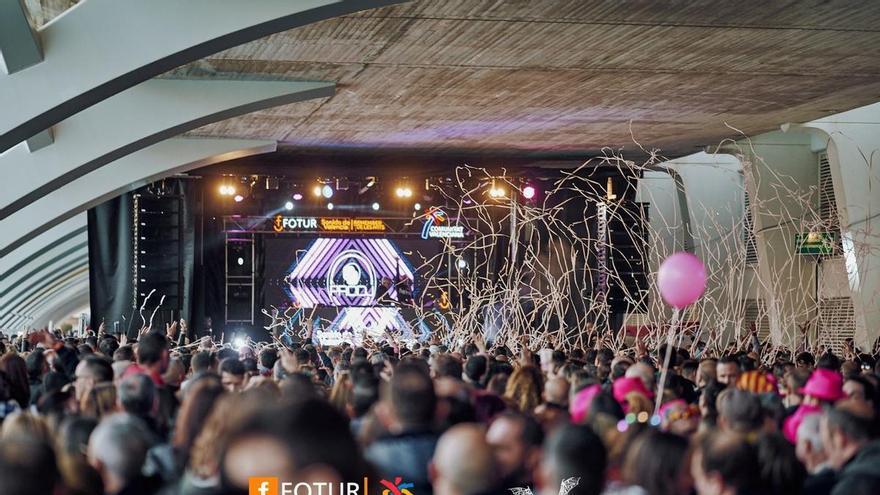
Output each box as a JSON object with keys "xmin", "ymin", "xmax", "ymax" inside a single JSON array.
[{"xmin": 654, "ymin": 307, "xmax": 681, "ymax": 417}]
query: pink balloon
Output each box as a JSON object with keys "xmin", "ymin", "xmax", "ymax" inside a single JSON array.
[{"xmin": 658, "ymin": 252, "xmax": 707, "ymax": 308}]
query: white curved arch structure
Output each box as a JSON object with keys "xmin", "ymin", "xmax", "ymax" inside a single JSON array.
[
  {"xmin": 0, "ymin": 78, "xmax": 334, "ymax": 220},
  {"xmin": 0, "ymin": 0, "xmax": 404, "ymax": 152}
]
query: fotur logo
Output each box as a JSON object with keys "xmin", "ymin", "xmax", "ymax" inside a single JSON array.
[
  {"xmin": 250, "ymin": 477, "xmax": 279, "ymax": 495},
  {"xmin": 248, "ymin": 476, "xmax": 406, "ymax": 495},
  {"xmin": 509, "ymin": 477, "xmax": 580, "ymax": 495}
]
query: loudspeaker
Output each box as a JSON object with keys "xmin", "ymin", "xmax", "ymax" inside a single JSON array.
[{"xmin": 134, "ymin": 194, "xmax": 183, "ymax": 317}]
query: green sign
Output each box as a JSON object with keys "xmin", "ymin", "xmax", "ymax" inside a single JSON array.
[{"xmin": 795, "ymin": 232, "xmax": 836, "ymax": 255}]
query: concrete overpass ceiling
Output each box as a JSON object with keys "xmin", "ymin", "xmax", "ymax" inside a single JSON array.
[{"xmin": 28, "ymin": 0, "xmax": 880, "ymax": 158}]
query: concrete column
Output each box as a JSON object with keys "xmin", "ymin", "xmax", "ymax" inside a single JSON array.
[
  {"xmin": 729, "ymin": 132, "xmax": 819, "ymax": 348},
  {"xmin": 637, "ymin": 152, "xmax": 758, "ymax": 342},
  {"xmin": 789, "ymin": 103, "xmax": 880, "ymax": 349}
]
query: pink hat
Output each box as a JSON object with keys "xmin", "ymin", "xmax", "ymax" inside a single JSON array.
[
  {"xmin": 782, "ymin": 403, "xmax": 821, "ymax": 444},
  {"xmin": 613, "ymin": 376, "xmax": 652, "ymax": 404},
  {"xmin": 570, "ymin": 385, "xmax": 602, "ymax": 423},
  {"xmin": 800, "ymin": 368, "xmax": 845, "ymax": 402}
]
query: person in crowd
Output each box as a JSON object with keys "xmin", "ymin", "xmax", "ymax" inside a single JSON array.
[
  {"xmin": 614, "ymin": 429, "xmax": 690, "ymax": 495},
  {"xmin": 716, "ymin": 388, "xmax": 764, "ymax": 434},
  {"xmin": 796, "ymin": 414, "xmax": 836, "ymax": 495},
  {"xmin": 486, "ymin": 411, "xmax": 543, "ymax": 489},
  {"xmin": 367, "ymin": 362, "xmax": 439, "ymax": 494},
  {"xmin": 0, "ymin": 438, "xmax": 63, "ymax": 495},
  {"xmin": 464, "ymin": 354, "xmax": 488, "ymax": 389},
  {"xmin": 697, "ymin": 358, "xmax": 717, "ymax": 389},
  {"xmin": 534, "ymin": 377, "xmax": 570, "ymax": 430},
  {"xmin": 74, "ymin": 356, "xmax": 114, "ymax": 403},
  {"xmin": 218, "ymin": 358, "xmax": 247, "ymax": 393},
  {"xmin": 88, "ymin": 413, "xmax": 161, "ymax": 495},
  {"xmin": 81, "ymin": 382, "xmax": 118, "ymax": 420},
  {"xmin": 821, "ymin": 399, "xmax": 880, "ymax": 494},
  {"xmin": 537, "ymin": 423, "xmax": 606, "ymax": 495},
  {"xmin": 117, "ymin": 374, "xmax": 161, "ymax": 439},
  {"xmin": 25, "ymin": 350, "xmax": 48, "ymax": 406},
  {"xmin": 505, "ymin": 365, "xmax": 543, "ymax": 413},
  {"xmin": 431, "ymin": 423, "xmax": 498, "ymax": 495},
  {"xmin": 715, "ymin": 356, "xmax": 741, "ymax": 386},
  {"xmin": 0, "ymin": 353, "xmax": 31, "ymax": 408},
  {"xmin": 691, "ymin": 430, "xmax": 761, "ymax": 495}
]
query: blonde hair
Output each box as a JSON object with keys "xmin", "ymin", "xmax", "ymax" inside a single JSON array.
[
  {"xmin": 329, "ymin": 372, "xmax": 352, "ymax": 414},
  {"xmin": 1, "ymin": 411, "xmax": 51, "ymax": 443},
  {"xmin": 504, "ymin": 365, "xmax": 543, "ymax": 413},
  {"xmin": 80, "ymin": 382, "xmax": 117, "ymax": 419},
  {"xmin": 189, "ymin": 393, "xmax": 260, "ymax": 478}
]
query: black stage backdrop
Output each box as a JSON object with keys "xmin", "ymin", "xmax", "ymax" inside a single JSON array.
[
  {"xmin": 88, "ymin": 193, "xmax": 135, "ymax": 333},
  {"xmin": 88, "ymin": 180, "xmax": 203, "ymax": 338}
]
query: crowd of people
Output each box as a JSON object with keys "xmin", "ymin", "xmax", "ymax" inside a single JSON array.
[{"xmin": 0, "ymin": 323, "xmax": 878, "ymax": 495}]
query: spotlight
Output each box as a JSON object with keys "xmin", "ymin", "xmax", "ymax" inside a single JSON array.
[
  {"xmin": 233, "ymin": 194, "xmax": 244, "ymax": 202},
  {"xmin": 236, "ymin": 257, "xmax": 245, "ymax": 266},
  {"xmin": 522, "ymin": 185, "xmax": 536, "ymax": 199},
  {"xmin": 219, "ymin": 185, "xmax": 228, "ymax": 195},
  {"xmin": 313, "ymin": 185, "xmax": 322, "ymax": 197},
  {"xmin": 372, "ymin": 202, "xmax": 380, "ymax": 211},
  {"xmin": 284, "ymin": 201, "xmax": 294, "ymax": 210},
  {"xmin": 322, "ymin": 185, "xmax": 334, "ymax": 199},
  {"xmin": 457, "ymin": 258, "xmax": 468, "ymax": 270},
  {"xmin": 293, "ymin": 193, "xmax": 303, "ymax": 201},
  {"xmin": 233, "ymin": 337, "xmax": 245, "ymax": 350},
  {"xmin": 395, "ymin": 186, "xmax": 413, "ymax": 198},
  {"xmin": 414, "ymin": 203, "xmax": 422, "ymax": 211},
  {"xmin": 227, "ymin": 185, "xmax": 236, "ymax": 196},
  {"xmin": 327, "ymin": 202, "xmax": 334, "ymax": 210},
  {"xmin": 489, "ymin": 185, "xmax": 506, "ymax": 198}
]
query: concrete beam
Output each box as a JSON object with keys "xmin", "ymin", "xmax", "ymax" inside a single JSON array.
[
  {"xmin": 0, "ymin": 0, "xmax": 405, "ymax": 153},
  {"xmin": 0, "ymin": 137, "xmax": 276, "ymax": 258},
  {"xmin": 0, "ymin": 0, "xmax": 42, "ymax": 74},
  {"xmin": 0, "ymin": 78, "xmax": 334, "ymax": 219}
]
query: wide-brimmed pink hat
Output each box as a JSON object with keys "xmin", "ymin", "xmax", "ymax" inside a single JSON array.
[
  {"xmin": 800, "ymin": 368, "xmax": 845, "ymax": 402},
  {"xmin": 782, "ymin": 403, "xmax": 821, "ymax": 444},
  {"xmin": 613, "ymin": 376, "xmax": 652, "ymax": 404},
  {"xmin": 570, "ymin": 384, "xmax": 602, "ymax": 423}
]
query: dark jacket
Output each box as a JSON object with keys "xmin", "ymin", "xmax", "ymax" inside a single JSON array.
[
  {"xmin": 830, "ymin": 440, "xmax": 880, "ymax": 495},
  {"xmin": 802, "ymin": 466, "xmax": 835, "ymax": 495},
  {"xmin": 365, "ymin": 429, "xmax": 438, "ymax": 495}
]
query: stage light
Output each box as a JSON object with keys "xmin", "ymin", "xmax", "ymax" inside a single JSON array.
[
  {"xmin": 226, "ymin": 185, "xmax": 236, "ymax": 196},
  {"xmin": 233, "ymin": 337, "xmax": 245, "ymax": 350},
  {"xmin": 489, "ymin": 186, "xmax": 506, "ymax": 198},
  {"xmin": 284, "ymin": 201, "xmax": 294, "ymax": 210},
  {"xmin": 219, "ymin": 185, "xmax": 228, "ymax": 195},
  {"xmin": 327, "ymin": 202, "xmax": 334, "ymax": 210},
  {"xmin": 233, "ymin": 194, "xmax": 244, "ymax": 202},
  {"xmin": 457, "ymin": 258, "xmax": 468, "ymax": 270},
  {"xmin": 414, "ymin": 203, "xmax": 422, "ymax": 211},
  {"xmin": 522, "ymin": 185, "xmax": 536, "ymax": 199},
  {"xmin": 372, "ymin": 202, "xmax": 380, "ymax": 211},
  {"xmin": 322, "ymin": 185, "xmax": 334, "ymax": 199},
  {"xmin": 236, "ymin": 257, "xmax": 245, "ymax": 266},
  {"xmin": 293, "ymin": 193, "xmax": 303, "ymax": 201},
  {"xmin": 395, "ymin": 186, "xmax": 413, "ymax": 198},
  {"xmin": 313, "ymin": 185, "xmax": 323, "ymax": 197}
]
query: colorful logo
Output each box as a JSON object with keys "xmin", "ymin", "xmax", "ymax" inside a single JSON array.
[
  {"xmin": 249, "ymin": 477, "xmax": 279, "ymax": 495},
  {"xmin": 421, "ymin": 207, "xmax": 447, "ymax": 240},
  {"xmin": 380, "ymin": 477, "xmax": 414, "ymax": 495}
]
